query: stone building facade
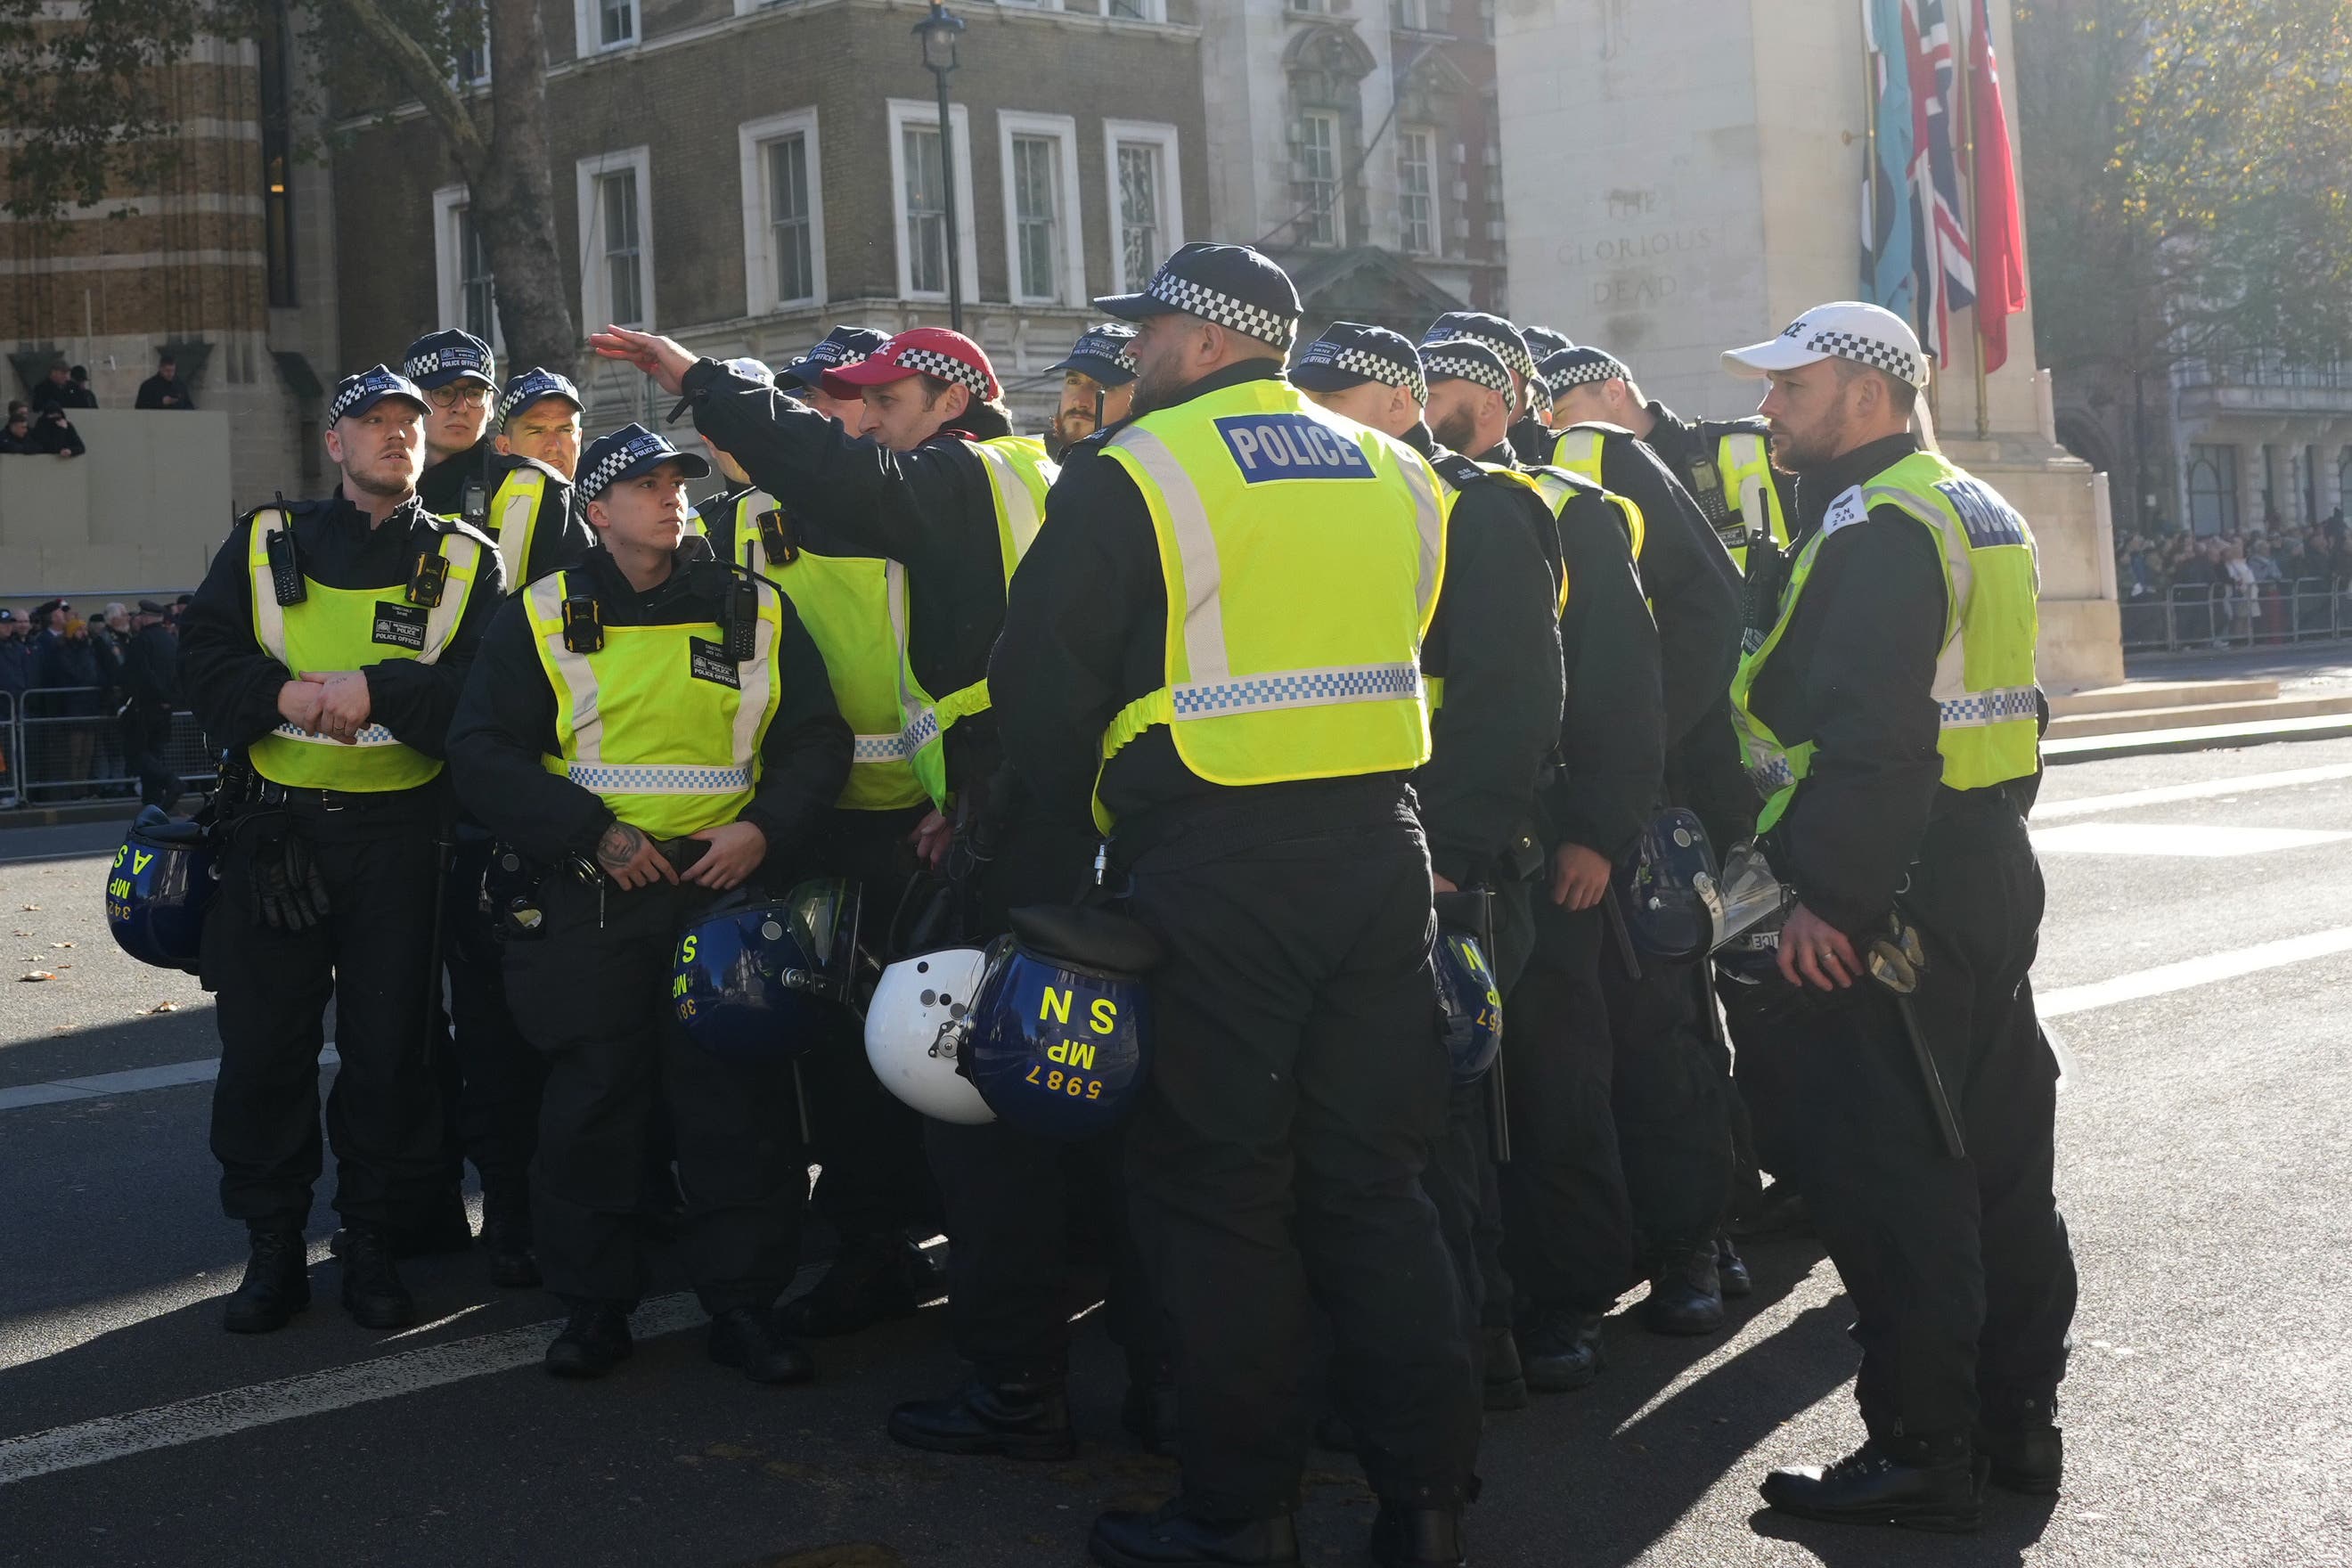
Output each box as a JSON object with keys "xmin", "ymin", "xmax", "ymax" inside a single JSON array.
[
  {"xmin": 330, "ymin": 0, "xmax": 1209, "ymax": 440},
  {"xmin": 0, "ymin": 15, "xmax": 341, "ymax": 513}
]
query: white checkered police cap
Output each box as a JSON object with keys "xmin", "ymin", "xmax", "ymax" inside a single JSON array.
[{"xmin": 1723, "ymin": 301, "xmax": 1931, "ymax": 388}]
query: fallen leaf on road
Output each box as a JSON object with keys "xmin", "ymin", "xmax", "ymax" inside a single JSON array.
[
  {"xmin": 149, "ymin": 1000, "xmax": 179, "ymax": 1013},
  {"xmin": 20, "ymin": 904, "xmax": 38, "ymax": 911},
  {"xmin": 20, "ymin": 970, "xmax": 54, "ymax": 982},
  {"xmin": 51, "ymin": 941, "xmax": 72, "ymax": 948}
]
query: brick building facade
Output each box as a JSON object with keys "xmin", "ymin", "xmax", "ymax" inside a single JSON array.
[{"xmin": 331, "ymin": 0, "xmax": 1209, "ymax": 441}]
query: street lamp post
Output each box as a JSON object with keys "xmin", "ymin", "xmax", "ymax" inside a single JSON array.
[{"xmin": 913, "ymin": 2, "xmax": 967, "ymax": 331}]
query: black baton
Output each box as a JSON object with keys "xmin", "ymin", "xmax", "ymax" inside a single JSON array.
[{"xmin": 1866, "ymin": 915, "xmax": 1966, "ymax": 1161}]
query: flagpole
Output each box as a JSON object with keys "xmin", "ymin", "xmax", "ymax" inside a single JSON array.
[
  {"xmin": 1957, "ymin": 0, "xmax": 1990, "ymax": 437},
  {"xmin": 1863, "ymin": 1, "xmax": 1880, "ymax": 293}
]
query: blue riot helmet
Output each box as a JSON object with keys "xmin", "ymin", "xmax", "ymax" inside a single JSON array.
[
  {"xmin": 965, "ymin": 904, "xmax": 1161, "ymax": 1139},
  {"xmin": 106, "ymin": 805, "xmax": 218, "ymax": 975},
  {"xmin": 1432, "ymin": 926, "xmax": 1503, "ymax": 1083},
  {"xmin": 673, "ymin": 878, "xmax": 868, "ymax": 1061},
  {"xmin": 1613, "ymin": 807, "xmax": 1723, "ymax": 963}
]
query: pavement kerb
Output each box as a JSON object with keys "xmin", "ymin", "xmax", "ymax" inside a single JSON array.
[
  {"xmin": 2043, "ymin": 712, "xmax": 2352, "ymax": 764},
  {"xmin": 0, "ymin": 796, "xmax": 199, "ymax": 830}
]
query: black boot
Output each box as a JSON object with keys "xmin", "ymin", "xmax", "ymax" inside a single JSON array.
[
  {"xmin": 889, "ymin": 1375, "xmax": 1075, "ymax": 1460},
  {"xmin": 1482, "ymin": 1323, "xmax": 1530, "ymax": 1410},
  {"xmin": 1517, "ymin": 1307, "xmax": 1605, "ymax": 1393},
  {"xmin": 1715, "ymin": 1234, "xmax": 1752, "ymax": 1299},
  {"xmin": 222, "ymin": 1229, "xmax": 310, "ymax": 1335},
  {"xmin": 776, "ymin": 1232, "xmax": 918, "ymax": 1337},
  {"xmin": 1639, "ymin": 1246, "xmax": 1727, "ymax": 1336},
  {"xmin": 1089, "ymin": 1500, "xmax": 1301, "ymax": 1568},
  {"xmin": 481, "ymin": 1186, "xmax": 539, "ymax": 1290},
  {"xmin": 1760, "ymin": 1433, "xmax": 1986, "ymax": 1532},
  {"xmin": 545, "ymin": 1302, "xmax": 633, "ymax": 1378},
  {"xmin": 335, "ymin": 1226, "xmax": 417, "ymax": 1330},
  {"xmin": 1121, "ymin": 1372, "xmax": 1180, "ymax": 1455},
  {"xmin": 707, "ymin": 1306, "xmax": 815, "ymax": 1385},
  {"xmin": 1369, "ymin": 1505, "xmax": 1466, "ymax": 1568},
  {"xmin": 1976, "ymin": 1394, "xmax": 2063, "ymax": 1494}
]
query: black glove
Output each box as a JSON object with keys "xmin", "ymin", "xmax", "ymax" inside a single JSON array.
[{"xmin": 245, "ymin": 816, "xmax": 331, "ymax": 932}]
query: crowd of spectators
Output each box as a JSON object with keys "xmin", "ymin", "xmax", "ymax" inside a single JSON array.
[
  {"xmin": 0, "ymin": 597, "xmax": 186, "ymax": 803},
  {"xmin": 2117, "ymin": 507, "xmax": 2352, "ymax": 648}
]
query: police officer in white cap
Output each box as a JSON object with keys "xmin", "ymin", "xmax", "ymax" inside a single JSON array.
[{"xmin": 1720, "ymin": 302, "xmax": 2075, "ymax": 1529}]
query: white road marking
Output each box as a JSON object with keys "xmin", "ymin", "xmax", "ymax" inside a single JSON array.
[
  {"xmin": 2029, "ymin": 821, "xmax": 2351, "ymax": 857},
  {"xmin": 2033, "ymin": 761, "xmax": 2352, "ymax": 821},
  {"xmin": 0, "ymin": 1048, "xmax": 337, "ymax": 1114},
  {"xmin": 2040, "ymin": 926, "xmax": 2352, "ymax": 1018},
  {"xmin": 0, "ymin": 1292, "xmax": 712, "ymax": 1488}
]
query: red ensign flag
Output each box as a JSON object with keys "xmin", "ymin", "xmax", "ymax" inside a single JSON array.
[{"xmin": 1970, "ymin": 0, "xmax": 2026, "ymax": 371}]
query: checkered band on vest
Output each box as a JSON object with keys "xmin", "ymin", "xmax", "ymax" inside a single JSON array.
[
  {"xmin": 1423, "ymin": 346, "xmax": 1512, "ymax": 396},
  {"xmin": 894, "ymin": 346, "xmax": 992, "ymax": 399},
  {"xmin": 1148, "ymin": 272, "xmax": 1298, "ymax": 350},
  {"xmin": 580, "ymin": 434, "xmax": 672, "ymax": 498},
  {"xmin": 1802, "ymin": 327, "xmax": 1926, "ymax": 388},
  {"xmin": 1542, "ymin": 354, "xmax": 1629, "ymax": 395}
]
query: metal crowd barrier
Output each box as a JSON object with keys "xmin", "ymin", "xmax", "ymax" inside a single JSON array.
[
  {"xmin": 4, "ymin": 686, "xmax": 213, "ymax": 808},
  {"xmin": 2119, "ymin": 576, "xmax": 2349, "ymax": 656}
]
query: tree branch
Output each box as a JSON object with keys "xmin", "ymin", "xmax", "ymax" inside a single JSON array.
[{"xmin": 327, "ymin": 0, "xmax": 486, "ymax": 171}]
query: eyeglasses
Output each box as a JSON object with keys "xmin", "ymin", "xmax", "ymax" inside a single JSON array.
[{"xmin": 426, "ymin": 384, "xmax": 492, "ymax": 411}]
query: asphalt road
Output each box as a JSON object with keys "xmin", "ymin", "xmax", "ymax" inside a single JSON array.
[{"xmin": 4, "ymin": 742, "xmax": 2351, "ymax": 1568}]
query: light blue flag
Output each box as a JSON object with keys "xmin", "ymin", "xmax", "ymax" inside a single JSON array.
[{"xmin": 1864, "ymin": 0, "xmax": 1917, "ymax": 321}]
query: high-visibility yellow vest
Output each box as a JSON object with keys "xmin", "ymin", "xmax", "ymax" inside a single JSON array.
[
  {"xmin": 1730, "ymin": 448, "xmax": 2041, "ymax": 833},
  {"xmin": 478, "ymin": 457, "xmax": 569, "ymax": 592},
  {"xmin": 1546, "ymin": 426, "xmax": 1649, "ymax": 562},
  {"xmin": 727, "ymin": 490, "xmax": 934, "ymax": 813},
  {"xmin": 244, "ymin": 510, "xmax": 485, "ymax": 791},
  {"xmin": 911, "ymin": 436, "xmax": 1060, "ymax": 769},
  {"xmin": 1693, "ymin": 428, "xmax": 1788, "ymax": 571},
  {"xmin": 1419, "ymin": 458, "xmax": 1570, "ymax": 715},
  {"xmin": 522, "ymin": 568, "xmax": 788, "ymax": 839},
  {"xmin": 1092, "ymin": 379, "xmax": 1449, "ymax": 830}
]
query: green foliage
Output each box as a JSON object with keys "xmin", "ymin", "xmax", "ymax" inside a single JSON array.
[
  {"xmin": 2017, "ymin": 0, "xmax": 2352, "ymax": 373},
  {"xmin": 0, "ymin": 0, "xmax": 228, "ymax": 220}
]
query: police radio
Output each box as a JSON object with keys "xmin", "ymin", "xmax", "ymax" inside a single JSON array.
[
  {"xmin": 460, "ymin": 476, "xmax": 489, "ymax": 531},
  {"xmin": 723, "ymin": 568, "xmax": 758, "ymax": 661},
  {"xmin": 755, "ymin": 507, "xmax": 795, "ymax": 568},
  {"xmin": 263, "ymin": 497, "xmax": 306, "ymax": 606}
]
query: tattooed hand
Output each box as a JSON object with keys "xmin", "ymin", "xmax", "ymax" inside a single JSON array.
[{"xmin": 595, "ymin": 819, "xmax": 676, "ymax": 890}]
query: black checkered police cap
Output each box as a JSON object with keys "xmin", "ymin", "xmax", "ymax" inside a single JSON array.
[
  {"xmin": 1421, "ymin": 339, "xmax": 1515, "ymax": 398},
  {"xmin": 780, "ymin": 326, "xmax": 889, "ymax": 390},
  {"xmin": 1538, "ymin": 345, "xmax": 1634, "ymax": 398},
  {"xmin": 402, "ymin": 329, "xmax": 496, "ymax": 391},
  {"xmin": 576, "ymin": 422, "xmax": 712, "ymax": 502},
  {"xmin": 1094, "ymin": 241, "xmax": 1303, "ymax": 353},
  {"xmin": 1723, "ymin": 301, "xmax": 1931, "ymax": 389},
  {"xmin": 1289, "ymin": 323, "xmax": 1426, "ymax": 406},
  {"xmin": 495, "ymin": 368, "xmax": 584, "ymax": 427},
  {"xmin": 1045, "ymin": 323, "xmax": 1142, "ymax": 388},
  {"xmin": 328, "ymin": 365, "xmax": 429, "ymax": 425},
  {"xmin": 1520, "ymin": 324, "xmax": 1572, "ymax": 361},
  {"xmin": 1420, "ymin": 311, "xmax": 1537, "ymax": 410}
]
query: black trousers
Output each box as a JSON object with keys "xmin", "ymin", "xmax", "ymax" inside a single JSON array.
[
  {"xmin": 1740, "ymin": 802, "xmax": 2076, "ymax": 1440},
  {"xmin": 437, "ymin": 829, "xmax": 547, "ymax": 1207},
  {"xmin": 800, "ymin": 805, "xmax": 937, "ymax": 1245},
  {"xmin": 504, "ymin": 875, "xmax": 803, "ymax": 1313},
  {"xmin": 1123, "ymin": 786, "xmax": 1479, "ymax": 1519},
  {"xmin": 1598, "ymin": 937, "xmax": 1735, "ymax": 1270},
  {"xmin": 203, "ymin": 796, "xmax": 448, "ymax": 1232},
  {"xmin": 123, "ymin": 701, "xmax": 177, "ymax": 809}
]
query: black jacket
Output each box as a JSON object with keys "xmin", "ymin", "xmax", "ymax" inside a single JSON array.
[
  {"xmin": 680, "ymin": 358, "xmax": 1013, "ymax": 792},
  {"xmin": 1747, "ymin": 432, "xmax": 1954, "ymax": 939},
  {"xmin": 1563, "ymin": 424, "xmax": 1742, "ymax": 748},
  {"xmin": 124, "ymin": 623, "xmax": 178, "ymax": 706},
  {"xmin": 1639, "ymin": 401, "xmax": 1800, "ymax": 553},
  {"xmin": 1406, "ymin": 427, "xmax": 1565, "ymax": 886},
  {"xmin": 420, "ymin": 440, "xmax": 592, "ymax": 589},
  {"xmin": 995, "ymin": 359, "xmax": 1437, "ymax": 837},
  {"xmin": 178, "ymin": 490, "xmax": 506, "ymax": 765},
  {"xmin": 135, "ymin": 374, "xmax": 193, "ymax": 411},
  {"xmin": 445, "ymin": 543, "xmax": 849, "ymax": 869}
]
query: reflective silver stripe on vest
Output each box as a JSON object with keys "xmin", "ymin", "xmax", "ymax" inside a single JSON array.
[
  {"xmin": 1172, "ymin": 663, "xmax": 1422, "ymax": 717},
  {"xmin": 872, "ymin": 557, "xmax": 939, "ymax": 760},
  {"xmin": 527, "ymin": 575, "xmax": 608, "ymax": 763},
  {"xmin": 565, "ymin": 763, "xmax": 753, "ymax": 793},
  {"xmin": 420, "ymin": 536, "xmax": 479, "ymax": 659},
  {"xmin": 973, "ymin": 443, "xmax": 1043, "ymax": 564},
  {"xmin": 1939, "ymin": 686, "xmax": 2038, "ymax": 728},
  {"xmin": 250, "ymin": 510, "xmax": 291, "ymax": 666},
  {"xmin": 1394, "ymin": 449, "xmax": 1446, "ymax": 629},
  {"xmin": 494, "ymin": 478, "xmax": 537, "ymax": 588},
  {"xmin": 249, "ymin": 516, "xmax": 476, "ymax": 669},
  {"xmin": 270, "ymin": 722, "xmax": 400, "ymax": 747},
  {"xmin": 1110, "ymin": 426, "xmax": 1234, "ymax": 685}
]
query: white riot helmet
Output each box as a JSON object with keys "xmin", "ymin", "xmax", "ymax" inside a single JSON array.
[{"xmin": 864, "ymin": 947, "xmax": 995, "ymax": 1125}]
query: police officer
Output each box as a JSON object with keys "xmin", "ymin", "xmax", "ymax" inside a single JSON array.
[
  {"xmin": 992, "ymin": 243, "xmax": 1478, "ymax": 1568},
  {"xmin": 1508, "ymin": 325, "xmax": 1570, "ymax": 464},
  {"xmin": 120, "ymin": 600, "xmax": 180, "ymax": 809},
  {"xmin": 405, "ymin": 329, "xmax": 499, "ymax": 511},
  {"xmin": 1535, "ymin": 342, "xmax": 1752, "ymax": 1330},
  {"xmin": 445, "ymin": 423, "xmax": 851, "ymax": 1380},
  {"xmin": 1293, "ymin": 323, "xmax": 1564, "ymax": 1415},
  {"xmin": 1719, "ymin": 304, "xmax": 2075, "ymax": 1527},
  {"xmin": 775, "ymin": 325, "xmax": 889, "ymax": 422},
  {"xmin": 1546, "ymin": 345, "xmax": 1796, "ymax": 571},
  {"xmin": 1044, "ymin": 323, "xmax": 1139, "ymax": 458},
  {"xmin": 591, "ymin": 323, "xmax": 1065, "ymax": 1340},
  {"xmin": 177, "ymin": 365, "xmax": 504, "ymax": 1334},
  {"xmin": 1417, "ymin": 311, "xmax": 1539, "ymax": 466},
  {"xmin": 494, "ymin": 368, "xmax": 586, "ymax": 484}
]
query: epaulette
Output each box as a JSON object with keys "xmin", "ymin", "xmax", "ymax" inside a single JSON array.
[
  {"xmin": 1425, "ymin": 449, "xmax": 1491, "ymax": 494},
  {"xmin": 1522, "ymin": 462, "xmax": 1609, "ymax": 500}
]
